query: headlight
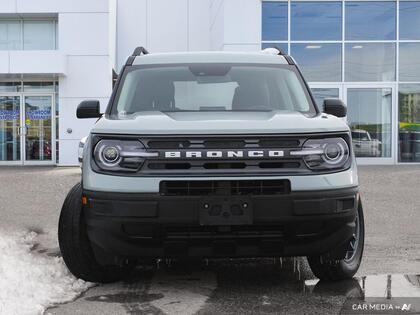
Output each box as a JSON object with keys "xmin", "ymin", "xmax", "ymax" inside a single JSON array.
[
  {"xmin": 290, "ymin": 137, "xmax": 350, "ymax": 170},
  {"xmin": 93, "ymin": 139, "xmax": 158, "ymax": 172}
]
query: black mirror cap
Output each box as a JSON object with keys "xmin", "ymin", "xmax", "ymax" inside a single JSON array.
[
  {"xmin": 76, "ymin": 100, "xmax": 101, "ymax": 119},
  {"xmin": 323, "ymin": 98, "xmax": 347, "ymax": 118}
]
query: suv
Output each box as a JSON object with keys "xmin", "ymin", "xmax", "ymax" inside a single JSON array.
[{"xmin": 59, "ymin": 47, "xmax": 364, "ymax": 283}]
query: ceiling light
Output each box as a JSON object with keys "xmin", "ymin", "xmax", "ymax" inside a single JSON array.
[{"xmin": 305, "ymin": 45, "xmax": 322, "ymax": 49}]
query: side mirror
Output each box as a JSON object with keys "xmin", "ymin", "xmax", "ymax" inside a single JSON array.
[
  {"xmin": 323, "ymin": 98, "xmax": 347, "ymax": 118},
  {"xmin": 76, "ymin": 100, "xmax": 102, "ymax": 119}
]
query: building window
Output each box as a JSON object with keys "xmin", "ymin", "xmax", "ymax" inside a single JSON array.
[
  {"xmin": 399, "ymin": 85, "xmax": 420, "ymax": 162},
  {"xmin": 311, "ymin": 88, "xmax": 340, "ymax": 109},
  {"xmin": 0, "ymin": 18, "xmax": 57, "ymax": 50},
  {"xmin": 345, "ymin": 43, "xmax": 396, "ymax": 82},
  {"xmin": 399, "ymin": 1, "xmax": 420, "ymax": 40},
  {"xmin": 262, "ymin": 2, "xmax": 288, "ymax": 41},
  {"xmin": 399, "ymin": 43, "xmax": 420, "ymax": 82},
  {"xmin": 291, "ymin": 43, "xmax": 342, "ymax": 82},
  {"xmin": 345, "ymin": 2, "xmax": 396, "ymax": 40},
  {"xmin": 260, "ymin": 1, "xmax": 420, "ymax": 162},
  {"xmin": 291, "ymin": 2, "xmax": 342, "ymax": 41},
  {"xmin": 0, "ymin": 21, "xmax": 21, "ymax": 50}
]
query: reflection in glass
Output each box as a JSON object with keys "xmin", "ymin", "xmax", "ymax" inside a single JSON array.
[
  {"xmin": 0, "ymin": 20, "xmax": 21, "ymax": 50},
  {"xmin": 291, "ymin": 44, "xmax": 341, "ymax": 82},
  {"xmin": 22, "ymin": 82, "xmax": 55, "ymax": 92},
  {"xmin": 347, "ymin": 88, "xmax": 392, "ymax": 158},
  {"xmin": 399, "ymin": 1, "xmax": 420, "ymax": 40},
  {"xmin": 311, "ymin": 88, "xmax": 340, "ymax": 110},
  {"xmin": 345, "ymin": 2, "xmax": 396, "ymax": 40},
  {"xmin": 262, "ymin": 2, "xmax": 288, "ymax": 41},
  {"xmin": 399, "ymin": 43, "xmax": 420, "ymax": 82},
  {"xmin": 25, "ymin": 96, "xmax": 52, "ymax": 161},
  {"xmin": 0, "ymin": 96, "xmax": 20, "ymax": 161},
  {"xmin": 345, "ymin": 43, "xmax": 395, "ymax": 82},
  {"xmin": 23, "ymin": 20, "xmax": 56, "ymax": 50},
  {"xmin": 399, "ymin": 85, "xmax": 420, "ymax": 162},
  {"xmin": 291, "ymin": 2, "xmax": 342, "ymax": 41},
  {"xmin": 261, "ymin": 42, "xmax": 288, "ymax": 54},
  {"xmin": 0, "ymin": 82, "xmax": 20, "ymax": 93}
]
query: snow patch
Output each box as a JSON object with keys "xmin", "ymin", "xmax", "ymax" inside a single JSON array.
[{"xmin": 0, "ymin": 231, "xmax": 94, "ymax": 315}]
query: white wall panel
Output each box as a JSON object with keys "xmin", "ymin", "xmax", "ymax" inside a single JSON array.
[
  {"xmin": 16, "ymin": 0, "xmax": 58, "ymax": 13},
  {"xmin": 147, "ymin": 0, "xmax": 188, "ymax": 52},
  {"xmin": 58, "ymin": 139, "xmax": 80, "ymax": 165},
  {"xmin": 59, "ymin": 13, "xmax": 109, "ymax": 55},
  {"xmin": 223, "ymin": 0, "xmax": 261, "ymax": 46},
  {"xmin": 210, "ymin": 0, "xmax": 224, "ymax": 50},
  {"xmin": 16, "ymin": 0, "xmax": 108, "ymax": 13},
  {"xmin": 59, "ymin": 56, "xmax": 111, "ymax": 98},
  {"xmin": 223, "ymin": 44, "xmax": 261, "ymax": 52},
  {"xmin": 188, "ymin": 0, "xmax": 211, "ymax": 51},
  {"xmin": 58, "ymin": 97, "xmax": 108, "ymax": 140},
  {"xmin": 58, "ymin": 0, "xmax": 108, "ymax": 13},
  {"xmin": 9, "ymin": 51, "xmax": 66, "ymax": 74},
  {"xmin": 116, "ymin": 0, "xmax": 147, "ymax": 70},
  {"xmin": 0, "ymin": 0, "xmax": 16, "ymax": 13},
  {"xmin": 0, "ymin": 52, "xmax": 9, "ymax": 73},
  {"xmin": 210, "ymin": 0, "xmax": 223, "ymax": 23},
  {"xmin": 109, "ymin": 0, "xmax": 117, "ymax": 70}
]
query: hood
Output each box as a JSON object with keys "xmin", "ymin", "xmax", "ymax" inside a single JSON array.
[{"xmin": 91, "ymin": 111, "xmax": 349, "ymax": 135}]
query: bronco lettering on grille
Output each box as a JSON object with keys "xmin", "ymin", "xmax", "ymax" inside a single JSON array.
[{"xmin": 163, "ymin": 150, "xmax": 285, "ymax": 159}]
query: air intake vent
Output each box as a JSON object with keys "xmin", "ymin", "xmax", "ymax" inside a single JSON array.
[{"xmin": 160, "ymin": 180, "xmax": 290, "ymax": 196}]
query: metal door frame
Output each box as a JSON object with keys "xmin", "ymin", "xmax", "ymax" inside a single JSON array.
[
  {"xmin": 0, "ymin": 91, "xmax": 56, "ymax": 165},
  {"xmin": 0, "ymin": 93, "xmax": 22, "ymax": 165},
  {"xmin": 344, "ymin": 83, "xmax": 396, "ymax": 165}
]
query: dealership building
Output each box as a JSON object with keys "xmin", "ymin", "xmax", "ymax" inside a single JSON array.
[{"xmin": 0, "ymin": 0, "xmax": 419, "ymax": 165}]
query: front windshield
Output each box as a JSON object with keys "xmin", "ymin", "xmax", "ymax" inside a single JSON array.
[{"xmin": 112, "ymin": 63, "xmax": 316, "ymax": 116}]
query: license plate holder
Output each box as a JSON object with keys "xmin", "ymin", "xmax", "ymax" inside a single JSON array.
[{"xmin": 199, "ymin": 196, "xmax": 253, "ymax": 225}]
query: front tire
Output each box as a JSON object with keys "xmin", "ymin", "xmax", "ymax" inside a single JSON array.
[
  {"xmin": 307, "ymin": 199, "xmax": 365, "ymax": 281},
  {"xmin": 58, "ymin": 183, "xmax": 134, "ymax": 283}
]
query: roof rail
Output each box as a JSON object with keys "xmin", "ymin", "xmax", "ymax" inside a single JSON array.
[
  {"xmin": 261, "ymin": 46, "xmax": 295, "ymax": 65},
  {"xmin": 132, "ymin": 46, "xmax": 149, "ymax": 56},
  {"xmin": 126, "ymin": 46, "xmax": 149, "ymax": 66}
]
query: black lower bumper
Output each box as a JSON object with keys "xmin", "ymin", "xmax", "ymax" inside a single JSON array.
[{"xmin": 83, "ymin": 187, "xmax": 358, "ymax": 263}]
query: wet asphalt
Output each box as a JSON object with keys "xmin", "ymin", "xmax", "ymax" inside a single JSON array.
[{"xmin": 1, "ymin": 165, "xmax": 420, "ymax": 314}]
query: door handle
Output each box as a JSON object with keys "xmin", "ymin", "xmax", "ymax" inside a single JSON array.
[{"xmin": 18, "ymin": 126, "xmax": 27, "ymax": 135}]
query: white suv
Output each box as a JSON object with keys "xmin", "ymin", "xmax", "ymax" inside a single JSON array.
[{"xmin": 58, "ymin": 47, "xmax": 364, "ymax": 283}]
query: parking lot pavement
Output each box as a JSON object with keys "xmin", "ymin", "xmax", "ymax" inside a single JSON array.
[{"xmin": 1, "ymin": 165, "xmax": 420, "ymax": 314}]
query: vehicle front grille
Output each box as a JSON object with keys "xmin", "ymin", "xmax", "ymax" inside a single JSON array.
[
  {"xmin": 139, "ymin": 135, "xmax": 308, "ymax": 176},
  {"xmin": 145, "ymin": 137, "xmax": 302, "ymax": 149},
  {"xmin": 160, "ymin": 179, "xmax": 291, "ymax": 196}
]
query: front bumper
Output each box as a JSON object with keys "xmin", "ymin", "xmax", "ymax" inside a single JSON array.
[{"xmin": 83, "ymin": 186, "xmax": 359, "ymax": 263}]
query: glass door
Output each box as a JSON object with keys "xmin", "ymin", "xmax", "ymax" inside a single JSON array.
[
  {"xmin": 345, "ymin": 86, "xmax": 395, "ymax": 164},
  {"xmin": 0, "ymin": 95, "xmax": 21, "ymax": 164},
  {"xmin": 23, "ymin": 95, "xmax": 54, "ymax": 164}
]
